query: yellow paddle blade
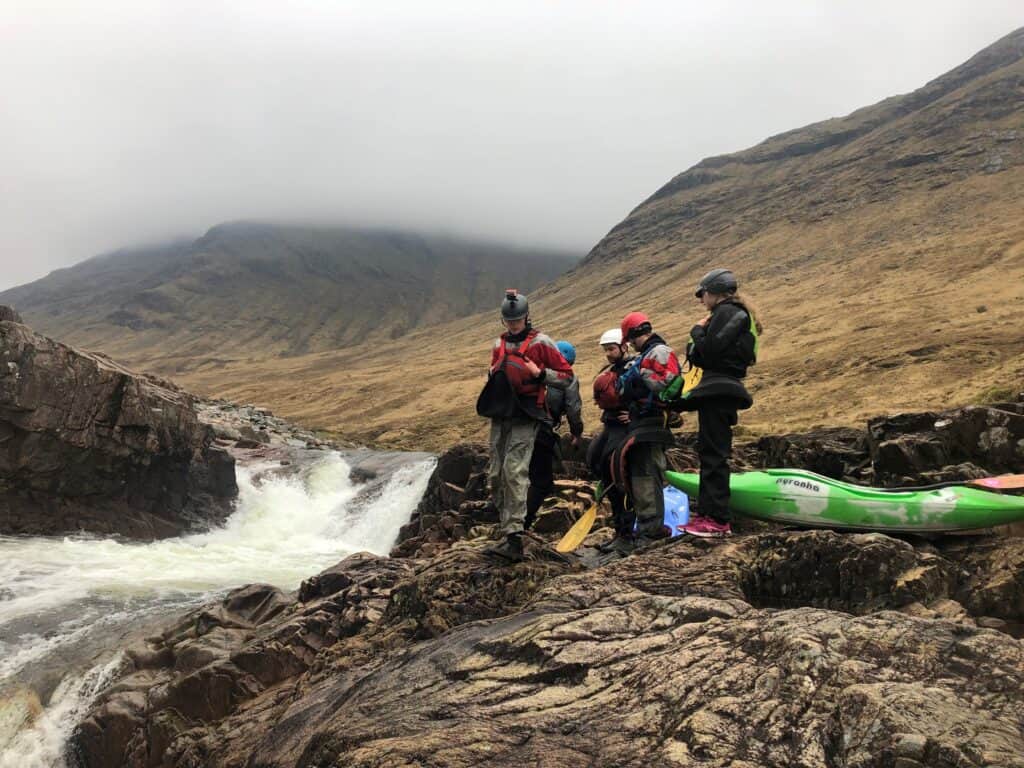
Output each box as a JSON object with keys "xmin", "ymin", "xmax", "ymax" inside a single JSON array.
[
  {"xmin": 555, "ymin": 503, "xmax": 598, "ymax": 553},
  {"xmin": 683, "ymin": 365, "xmax": 703, "ymax": 393}
]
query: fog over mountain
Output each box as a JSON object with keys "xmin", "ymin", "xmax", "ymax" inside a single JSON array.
[{"xmin": 2, "ymin": 1, "xmax": 1022, "ymax": 289}]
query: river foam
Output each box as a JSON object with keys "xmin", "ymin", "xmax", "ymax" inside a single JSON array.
[{"xmin": 0, "ymin": 450, "xmax": 435, "ymax": 767}]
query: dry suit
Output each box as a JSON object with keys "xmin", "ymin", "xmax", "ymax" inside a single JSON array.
[
  {"xmin": 686, "ymin": 299, "xmax": 758, "ymax": 524},
  {"xmin": 616, "ymin": 334, "xmax": 681, "ymax": 538}
]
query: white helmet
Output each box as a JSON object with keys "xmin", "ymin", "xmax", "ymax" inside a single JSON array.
[{"xmin": 598, "ymin": 328, "xmax": 622, "ymax": 346}]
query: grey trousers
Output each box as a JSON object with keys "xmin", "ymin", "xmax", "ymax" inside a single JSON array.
[
  {"xmin": 489, "ymin": 418, "xmax": 540, "ymax": 534},
  {"xmin": 628, "ymin": 442, "xmax": 667, "ymax": 536}
]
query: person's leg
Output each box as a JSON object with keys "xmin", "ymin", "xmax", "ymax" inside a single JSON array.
[
  {"xmin": 526, "ymin": 429, "xmax": 555, "ymax": 530},
  {"xmin": 500, "ymin": 419, "xmax": 539, "ymax": 535},
  {"xmin": 630, "ymin": 442, "xmax": 668, "ymax": 538},
  {"xmin": 605, "ymin": 484, "xmax": 632, "ymax": 537},
  {"xmin": 488, "ymin": 419, "xmax": 507, "ymax": 522},
  {"xmin": 586, "ymin": 427, "xmax": 609, "ymax": 478},
  {"xmin": 698, "ymin": 406, "xmax": 734, "ymax": 523}
]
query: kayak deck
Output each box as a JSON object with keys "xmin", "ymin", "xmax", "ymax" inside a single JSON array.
[{"xmin": 663, "ymin": 468, "xmax": 1024, "ymax": 533}]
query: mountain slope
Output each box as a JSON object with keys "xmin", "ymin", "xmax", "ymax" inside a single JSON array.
[
  {"xmin": 161, "ymin": 29, "xmax": 1024, "ymax": 449},
  {"xmin": 12, "ymin": 30, "xmax": 1024, "ymax": 450},
  {"xmin": 1, "ymin": 223, "xmax": 578, "ymax": 371}
]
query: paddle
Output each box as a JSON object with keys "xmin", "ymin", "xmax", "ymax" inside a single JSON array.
[
  {"xmin": 968, "ymin": 474, "xmax": 1024, "ymax": 491},
  {"xmin": 892, "ymin": 473, "xmax": 1024, "ymax": 493},
  {"xmin": 555, "ymin": 482, "xmax": 604, "ymax": 553}
]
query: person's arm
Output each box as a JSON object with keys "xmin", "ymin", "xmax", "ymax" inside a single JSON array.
[
  {"xmin": 523, "ymin": 335, "xmax": 573, "ymax": 390},
  {"xmin": 637, "ymin": 344, "xmax": 681, "ymax": 394},
  {"xmin": 564, "ymin": 377, "xmax": 584, "ymax": 438},
  {"xmin": 489, "ymin": 338, "xmax": 502, "ymax": 372},
  {"xmin": 689, "ymin": 304, "xmax": 747, "ymax": 366}
]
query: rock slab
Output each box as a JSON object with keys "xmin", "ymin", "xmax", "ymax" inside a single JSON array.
[{"xmin": 0, "ymin": 316, "xmax": 236, "ymax": 539}]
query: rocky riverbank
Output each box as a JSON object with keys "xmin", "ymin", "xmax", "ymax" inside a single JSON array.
[
  {"xmin": 67, "ymin": 397, "xmax": 1024, "ymax": 767},
  {"xmin": 0, "ymin": 310, "xmax": 236, "ymax": 540}
]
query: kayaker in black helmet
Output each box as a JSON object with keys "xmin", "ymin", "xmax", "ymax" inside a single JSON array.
[{"xmin": 681, "ymin": 268, "xmax": 763, "ymax": 537}]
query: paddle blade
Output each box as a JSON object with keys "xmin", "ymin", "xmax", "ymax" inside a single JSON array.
[
  {"xmin": 969, "ymin": 474, "xmax": 1024, "ymax": 491},
  {"xmin": 555, "ymin": 503, "xmax": 598, "ymax": 553},
  {"xmin": 682, "ymin": 365, "xmax": 703, "ymax": 394}
]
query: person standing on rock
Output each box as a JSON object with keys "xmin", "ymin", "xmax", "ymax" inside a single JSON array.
[
  {"xmin": 615, "ymin": 312, "xmax": 682, "ymax": 547},
  {"xmin": 525, "ymin": 340, "xmax": 584, "ymax": 531},
  {"xmin": 588, "ymin": 329, "xmax": 637, "ymax": 554},
  {"xmin": 680, "ymin": 268, "xmax": 761, "ymax": 537},
  {"xmin": 475, "ymin": 290, "xmax": 574, "ymax": 561}
]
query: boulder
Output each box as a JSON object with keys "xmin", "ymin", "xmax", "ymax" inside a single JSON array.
[
  {"xmin": 0, "ymin": 305, "xmax": 22, "ymax": 324},
  {"xmin": 391, "ymin": 442, "xmax": 490, "ymax": 556},
  {"xmin": 868, "ymin": 405, "xmax": 1024, "ymax": 485},
  {"xmin": 0, "ymin": 319, "xmax": 236, "ymax": 539}
]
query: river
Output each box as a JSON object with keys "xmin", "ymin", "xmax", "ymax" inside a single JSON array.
[{"xmin": 0, "ymin": 450, "xmax": 435, "ymax": 767}]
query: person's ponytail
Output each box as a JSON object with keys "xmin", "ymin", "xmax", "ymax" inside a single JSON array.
[{"xmin": 730, "ymin": 293, "xmax": 763, "ymax": 335}]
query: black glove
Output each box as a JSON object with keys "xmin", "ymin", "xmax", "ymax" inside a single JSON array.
[{"xmin": 620, "ymin": 373, "xmax": 650, "ymax": 402}]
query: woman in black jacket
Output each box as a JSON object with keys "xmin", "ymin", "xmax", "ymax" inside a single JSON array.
[{"xmin": 682, "ymin": 268, "xmax": 762, "ymax": 537}]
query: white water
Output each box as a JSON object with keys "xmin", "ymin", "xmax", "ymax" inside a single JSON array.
[{"xmin": 0, "ymin": 451, "xmax": 435, "ymax": 768}]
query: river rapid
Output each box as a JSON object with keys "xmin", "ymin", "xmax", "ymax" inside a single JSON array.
[{"xmin": 0, "ymin": 450, "xmax": 435, "ymax": 767}]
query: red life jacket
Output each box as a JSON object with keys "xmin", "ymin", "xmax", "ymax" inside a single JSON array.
[
  {"xmin": 493, "ymin": 330, "xmax": 547, "ymax": 409},
  {"xmin": 593, "ymin": 368, "xmax": 623, "ymax": 411}
]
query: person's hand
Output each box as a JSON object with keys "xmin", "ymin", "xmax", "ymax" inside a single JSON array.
[
  {"xmin": 523, "ymin": 358, "xmax": 542, "ymax": 378},
  {"xmin": 570, "ymin": 435, "xmax": 581, "ymax": 448},
  {"xmin": 616, "ymin": 412, "xmax": 630, "ymax": 424}
]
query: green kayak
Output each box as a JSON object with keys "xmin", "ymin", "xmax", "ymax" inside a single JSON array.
[{"xmin": 664, "ymin": 468, "xmax": 1024, "ymax": 532}]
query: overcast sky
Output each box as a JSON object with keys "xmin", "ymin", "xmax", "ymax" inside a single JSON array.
[{"xmin": 1, "ymin": 1, "xmax": 1021, "ymax": 290}]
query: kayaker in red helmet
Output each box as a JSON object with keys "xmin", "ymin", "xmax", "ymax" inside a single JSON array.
[{"xmin": 614, "ymin": 311, "xmax": 682, "ymax": 548}]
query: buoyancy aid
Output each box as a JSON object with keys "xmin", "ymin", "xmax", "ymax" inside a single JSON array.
[
  {"xmin": 493, "ymin": 330, "xmax": 547, "ymax": 409},
  {"xmin": 477, "ymin": 329, "xmax": 553, "ymax": 420}
]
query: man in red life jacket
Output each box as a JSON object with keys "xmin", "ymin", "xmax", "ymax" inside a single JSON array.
[
  {"xmin": 616, "ymin": 312, "xmax": 682, "ymax": 546},
  {"xmin": 479, "ymin": 290, "xmax": 573, "ymax": 561}
]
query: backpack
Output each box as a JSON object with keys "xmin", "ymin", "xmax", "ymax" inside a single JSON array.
[{"xmin": 593, "ymin": 367, "xmax": 623, "ymax": 410}]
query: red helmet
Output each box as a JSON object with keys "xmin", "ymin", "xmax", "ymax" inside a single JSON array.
[{"xmin": 620, "ymin": 311, "xmax": 651, "ymax": 341}]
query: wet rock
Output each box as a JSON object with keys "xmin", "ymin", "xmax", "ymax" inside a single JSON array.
[
  {"xmin": 0, "ymin": 319, "xmax": 236, "ymax": 539},
  {"xmin": 752, "ymin": 427, "xmax": 870, "ymax": 479},
  {"xmin": 868, "ymin": 405, "xmax": 1024, "ymax": 484},
  {"xmin": 0, "ymin": 305, "xmax": 22, "ymax": 324},
  {"xmin": 391, "ymin": 443, "xmax": 490, "ymax": 557},
  {"xmin": 72, "ymin": 529, "xmax": 1024, "ymax": 768},
  {"xmin": 941, "ymin": 536, "xmax": 1024, "ymax": 622}
]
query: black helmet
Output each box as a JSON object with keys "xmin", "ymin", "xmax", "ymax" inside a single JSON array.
[
  {"xmin": 695, "ymin": 268, "xmax": 738, "ymax": 298},
  {"xmin": 500, "ymin": 289, "xmax": 529, "ymax": 320}
]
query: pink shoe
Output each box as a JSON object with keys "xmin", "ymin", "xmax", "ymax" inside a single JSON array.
[{"xmin": 681, "ymin": 515, "xmax": 732, "ymax": 538}]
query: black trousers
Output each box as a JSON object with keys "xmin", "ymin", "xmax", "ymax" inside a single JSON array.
[
  {"xmin": 586, "ymin": 422, "xmax": 633, "ymax": 536},
  {"xmin": 697, "ymin": 401, "xmax": 738, "ymax": 523},
  {"xmin": 526, "ymin": 426, "xmax": 558, "ymax": 529}
]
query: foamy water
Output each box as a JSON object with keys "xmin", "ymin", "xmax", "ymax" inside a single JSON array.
[{"xmin": 0, "ymin": 451, "xmax": 434, "ymax": 767}]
